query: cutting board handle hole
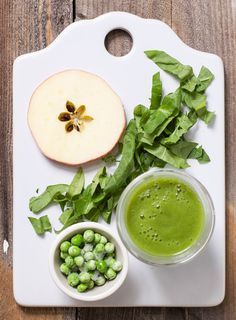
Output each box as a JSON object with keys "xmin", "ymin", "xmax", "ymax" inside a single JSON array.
[{"xmin": 104, "ymin": 29, "xmax": 133, "ymax": 57}]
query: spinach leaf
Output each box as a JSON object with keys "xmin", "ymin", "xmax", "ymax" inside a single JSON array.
[
  {"xmin": 134, "ymin": 104, "xmax": 150, "ymax": 132},
  {"xmin": 102, "ymin": 154, "xmax": 117, "ymax": 165},
  {"xmin": 143, "ymin": 88, "xmax": 181, "ymax": 134},
  {"xmin": 145, "ymin": 144, "xmax": 189, "ymax": 169},
  {"xmin": 196, "ymin": 66, "xmax": 214, "ymax": 92},
  {"xmin": 161, "ymin": 114, "xmax": 194, "ymax": 145},
  {"xmin": 91, "ymin": 167, "xmax": 106, "ymax": 196},
  {"xmin": 150, "ymin": 72, "xmax": 162, "ymax": 109},
  {"xmin": 28, "ymin": 215, "xmax": 52, "ymax": 235},
  {"xmin": 56, "ymin": 213, "xmax": 82, "ymax": 233},
  {"xmin": 53, "ymin": 194, "xmax": 68, "ymax": 211},
  {"xmin": 29, "ymin": 184, "xmax": 69, "ymax": 213},
  {"xmin": 68, "ymin": 168, "xmax": 84, "ymax": 199},
  {"xmin": 152, "ymin": 157, "xmax": 166, "ymax": 168},
  {"xmin": 102, "ymin": 197, "xmax": 115, "ymax": 223},
  {"xmin": 189, "ymin": 146, "xmax": 210, "ymax": 163},
  {"xmin": 138, "ymin": 151, "xmax": 166, "ymax": 170},
  {"xmin": 198, "ymin": 149, "xmax": 211, "ymax": 163},
  {"xmin": 145, "ymin": 50, "xmax": 193, "ymax": 81},
  {"xmin": 85, "ymin": 208, "xmax": 100, "ymax": 222},
  {"xmin": 150, "ymin": 115, "xmax": 177, "ymax": 140},
  {"xmin": 181, "ymin": 75, "xmax": 199, "ymax": 92},
  {"xmin": 199, "ymin": 110, "xmax": 215, "ymax": 124},
  {"xmin": 99, "ymin": 175, "xmax": 110, "ymax": 190},
  {"xmin": 74, "ymin": 184, "xmax": 95, "ymax": 217},
  {"xmin": 104, "ymin": 120, "xmax": 137, "ymax": 194},
  {"xmin": 59, "ymin": 208, "xmax": 74, "ymax": 225},
  {"xmin": 183, "ymin": 91, "xmax": 215, "ymax": 124},
  {"xmin": 169, "ymin": 140, "xmax": 198, "ymax": 159}
]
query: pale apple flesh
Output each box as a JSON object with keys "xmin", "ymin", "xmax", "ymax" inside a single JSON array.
[{"xmin": 28, "ymin": 70, "xmax": 126, "ymax": 165}]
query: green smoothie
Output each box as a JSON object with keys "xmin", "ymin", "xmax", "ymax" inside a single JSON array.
[{"xmin": 124, "ymin": 176, "xmax": 205, "ymax": 256}]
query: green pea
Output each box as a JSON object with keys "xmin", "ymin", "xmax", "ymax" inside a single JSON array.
[
  {"xmin": 71, "ymin": 265, "xmax": 79, "ymax": 272},
  {"xmin": 65, "ymin": 256, "xmax": 75, "ymax": 268},
  {"xmin": 86, "ymin": 260, "xmax": 96, "ymax": 271},
  {"xmin": 90, "ymin": 270, "xmax": 100, "ymax": 281},
  {"xmin": 84, "ymin": 251, "xmax": 94, "ymax": 261},
  {"xmin": 104, "ymin": 256, "xmax": 116, "ymax": 268},
  {"xmin": 60, "ymin": 252, "xmax": 69, "ymax": 260},
  {"xmin": 95, "ymin": 243, "xmax": 105, "ymax": 253},
  {"xmin": 83, "ymin": 243, "xmax": 94, "ymax": 252},
  {"xmin": 79, "ymin": 272, "xmax": 91, "ymax": 283},
  {"xmin": 105, "ymin": 268, "xmax": 117, "ymax": 280},
  {"xmin": 60, "ymin": 241, "xmax": 71, "ymax": 253},
  {"xmin": 100, "ymin": 236, "xmax": 107, "ymax": 244},
  {"xmin": 79, "ymin": 264, "xmax": 88, "ymax": 273},
  {"xmin": 71, "ymin": 234, "xmax": 84, "ymax": 247},
  {"xmin": 95, "ymin": 275, "xmax": 106, "ymax": 286},
  {"xmin": 112, "ymin": 260, "xmax": 123, "ymax": 272},
  {"xmin": 60, "ymin": 263, "xmax": 70, "ymax": 276},
  {"xmin": 74, "ymin": 256, "xmax": 84, "ymax": 267},
  {"xmin": 67, "ymin": 272, "xmax": 80, "ymax": 287},
  {"xmin": 96, "ymin": 260, "xmax": 107, "ymax": 274},
  {"xmin": 105, "ymin": 242, "xmax": 115, "ymax": 254},
  {"xmin": 83, "ymin": 229, "xmax": 95, "ymax": 243},
  {"xmin": 68, "ymin": 245, "xmax": 81, "ymax": 257},
  {"xmin": 93, "ymin": 250, "xmax": 105, "ymax": 261},
  {"xmin": 87, "ymin": 280, "xmax": 95, "ymax": 289},
  {"xmin": 77, "ymin": 283, "xmax": 87, "ymax": 292},
  {"xmin": 94, "ymin": 233, "xmax": 101, "ymax": 243}
]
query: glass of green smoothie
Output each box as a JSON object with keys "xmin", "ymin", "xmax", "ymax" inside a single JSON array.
[{"xmin": 116, "ymin": 169, "xmax": 215, "ymax": 266}]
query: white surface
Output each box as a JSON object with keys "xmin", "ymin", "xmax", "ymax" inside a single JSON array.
[
  {"xmin": 13, "ymin": 12, "xmax": 225, "ymax": 307},
  {"xmin": 49, "ymin": 222, "xmax": 128, "ymax": 301}
]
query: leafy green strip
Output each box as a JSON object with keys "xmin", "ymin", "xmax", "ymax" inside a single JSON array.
[
  {"xmin": 145, "ymin": 50, "xmax": 215, "ymax": 124},
  {"xmin": 143, "ymin": 88, "xmax": 181, "ymax": 134},
  {"xmin": 144, "ymin": 144, "xmax": 189, "ymax": 169},
  {"xmin": 104, "ymin": 120, "xmax": 137, "ymax": 194},
  {"xmin": 67, "ymin": 168, "xmax": 84, "ymax": 199},
  {"xmin": 28, "ymin": 215, "xmax": 52, "ymax": 235},
  {"xmin": 29, "ymin": 184, "xmax": 69, "ymax": 213},
  {"xmin": 150, "ymin": 72, "xmax": 162, "ymax": 109},
  {"xmin": 145, "ymin": 50, "xmax": 193, "ymax": 81}
]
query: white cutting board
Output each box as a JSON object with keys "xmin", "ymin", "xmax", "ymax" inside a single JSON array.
[{"xmin": 13, "ymin": 12, "xmax": 225, "ymax": 307}]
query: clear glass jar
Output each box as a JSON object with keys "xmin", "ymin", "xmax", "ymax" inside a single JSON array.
[{"xmin": 116, "ymin": 169, "xmax": 215, "ymax": 266}]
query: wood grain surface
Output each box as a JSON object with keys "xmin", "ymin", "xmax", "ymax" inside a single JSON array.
[{"xmin": 0, "ymin": 0, "xmax": 235, "ymax": 319}]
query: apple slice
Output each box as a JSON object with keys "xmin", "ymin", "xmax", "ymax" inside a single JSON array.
[{"xmin": 28, "ymin": 70, "xmax": 126, "ymax": 166}]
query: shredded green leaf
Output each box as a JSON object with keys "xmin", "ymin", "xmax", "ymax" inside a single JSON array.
[
  {"xmin": 67, "ymin": 168, "xmax": 84, "ymax": 199},
  {"xmin": 196, "ymin": 66, "xmax": 214, "ymax": 92},
  {"xmin": 104, "ymin": 120, "xmax": 137, "ymax": 194},
  {"xmin": 161, "ymin": 114, "xmax": 194, "ymax": 145},
  {"xmin": 144, "ymin": 88, "xmax": 181, "ymax": 134},
  {"xmin": 102, "ymin": 154, "xmax": 117, "ymax": 165},
  {"xmin": 29, "ymin": 184, "xmax": 69, "ymax": 213},
  {"xmin": 189, "ymin": 146, "xmax": 211, "ymax": 163},
  {"xmin": 169, "ymin": 140, "xmax": 198, "ymax": 159},
  {"xmin": 183, "ymin": 91, "xmax": 215, "ymax": 124},
  {"xmin": 28, "ymin": 215, "xmax": 52, "ymax": 235},
  {"xmin": 144, "ymin": 144, "xmax": 189, "ymax": 169},
  {"xmin": 150, "ymin": 72, "xmax": 162, "ymax": 109},
  {"xmin": 145, "ymin": 50, "xmax": 193, "ymax": 81}
]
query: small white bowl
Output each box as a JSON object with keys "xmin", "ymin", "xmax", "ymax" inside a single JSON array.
[{"xmin": 49, "ymin": 222, "xmax": 128, "ymax": 302}]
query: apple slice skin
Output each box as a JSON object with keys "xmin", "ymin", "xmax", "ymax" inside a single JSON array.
[{"xmin": 28, "ymin": 70, "xmax": 126, "ymax": 166}]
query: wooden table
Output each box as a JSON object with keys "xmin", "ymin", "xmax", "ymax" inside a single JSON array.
[{"xmin": 0, "ymin": 0, "xmax": 235, "ymax": 319}]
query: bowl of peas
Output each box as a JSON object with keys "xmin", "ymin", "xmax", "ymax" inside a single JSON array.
[{"xmin": 49, "ymin": 222, "xmax": 128, "ymax": 301}]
